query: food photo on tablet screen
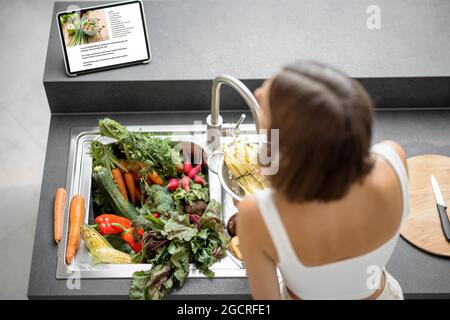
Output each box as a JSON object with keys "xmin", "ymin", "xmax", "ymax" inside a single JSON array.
[{"xmin": 59, "ymin": 10, "xmax": 109, "ymax": 47}]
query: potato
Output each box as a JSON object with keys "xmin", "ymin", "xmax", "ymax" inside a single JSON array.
[
  {"xmin": 227, "ymin": 213, "xmax": 238, "ymax": 237},
  {"xmin": 229, "ymin": 236, "xmax": 242, "ymax": 260}
]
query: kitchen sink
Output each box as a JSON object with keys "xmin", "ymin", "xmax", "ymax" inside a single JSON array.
[{"xmin": 56, "ymin": 124, "xmax": 259, "ymax": 279}]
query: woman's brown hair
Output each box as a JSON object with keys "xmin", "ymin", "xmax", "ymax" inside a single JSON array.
[{"xmin": 269, "ymin": 61, "xmax": 374, "ymax": 202}]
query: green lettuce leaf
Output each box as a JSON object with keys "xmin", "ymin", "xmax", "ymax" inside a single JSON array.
[
  {"xmin": 173, "ymin": 183, "xmax": 209, "ymax": 205},
  {"xmin": 168, "ymin": 241, "xmax": 190, "ymax": 285},
  {"xmin": 130, "ymin": 264, "xmax": 174, "ymax": 300},
  {"xmin": 130, "ymin": 197, "xmax": 228, "ymax": 299},
  {"xmin": 162, "ymin": 215, "xmax": 197, "ymax": 242}
]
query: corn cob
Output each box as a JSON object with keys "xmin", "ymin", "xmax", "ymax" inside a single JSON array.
[
  {"xmin": 81, "ymin": 224, "xmax": 131, "ymax": 264},
  {"xmin": 91, "ymin": 247, "xmax": 132, "ymax": 264}
]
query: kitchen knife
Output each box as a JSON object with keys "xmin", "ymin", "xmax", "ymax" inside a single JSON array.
[{"xmin": 430, "ymin": 175, "xmax": 450, "ymax": 242}]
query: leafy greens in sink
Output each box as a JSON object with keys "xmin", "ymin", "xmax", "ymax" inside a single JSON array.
[{"xmin": 88, "ymin": 118, "xmax": 230, "ymax": 300}]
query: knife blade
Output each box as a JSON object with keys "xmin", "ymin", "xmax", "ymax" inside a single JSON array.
[{"xmin": 430, "ymin": 175, "xmax": 450, "ymax": 242}]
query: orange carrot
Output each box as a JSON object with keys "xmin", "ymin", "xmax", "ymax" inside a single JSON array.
[
  {"xmin": 131, "ymin": 161, "xmax": 146, "ymax": 172},
  {"xmin": 131, "ymin": 171, "xmax": 139, "ymax": 182},
  {"xmin": 124, "ymin": 172, "xmax": 136, "ymax": 205},
  {"xmin": 112, "ymin": 168, "xmax": 128, "ymax": 200},
  {"xmin": 129, "ymin": 160, "xmax": 163, "ymax": 185},
  {"xmin": 65, "ymin": 195, "xmax": 85, "ymax": 264},
  {"xmin": 119, "ymin": 159, "xmax": 129, "ymax": 173},
  {"xmin": 149, "ymin": 171, "xmax": 164, "ymax": 185},
  {"xmin": 54, "ymin": 188, "xmax": 66, "ymax": 244},
  {"xmin": 135, "ymin": 184, "xmax": 142, "ymax": 203},
  {"xmin": 146, "ymin": 176, "xmax": 154, "ymax": 186}
]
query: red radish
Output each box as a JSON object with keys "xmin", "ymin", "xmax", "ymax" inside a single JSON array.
[
  {"xmin": 193, "ymin": 175, "xmax": 207, "ymax": 186},
  {"xmin": 152, "ymin": 213, "xmax": 160, "ymax": 218},
  {"xmin": 181, "ymin": 176, "xmax": 191, "ymax": 191},
  {"xmin": 188, "ymin": 164, "xmax": 202, "ymax": 178},
  {"xmin": 183, "ymin": 162, "xmax": 193, "ymax": 175},
  {"xmin": 166, "ymin": 178, "xmax": 179, "ymax": 191}
]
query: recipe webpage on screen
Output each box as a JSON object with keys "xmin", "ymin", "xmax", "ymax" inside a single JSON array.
[{"xmin": 63, "ymin": 2, "xmax": 148, "ymax": 72}]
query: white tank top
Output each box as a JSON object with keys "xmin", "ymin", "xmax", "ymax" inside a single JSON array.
[{"xmin": 254, "ymin": 143, "xmax": 409, "ymax": 300}]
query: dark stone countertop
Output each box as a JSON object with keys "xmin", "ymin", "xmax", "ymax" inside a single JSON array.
[
  {"xmin": 44, "ymin": 0, "xmax": 450, "ymax": 113},
  {"xmin": 30, "ymin": 0, "xmax": 450, "ymax": 300},
  {"xmin": 28, "ymin": 110, "xmax": 450, "ymax": 299},
  {"xmin": 45, "ymin": 0, "xmax": 450, "ymax": 81}
]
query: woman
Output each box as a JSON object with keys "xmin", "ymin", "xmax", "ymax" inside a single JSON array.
[{"xmin": 237, "ymin": 61, "xmax": 408, "ymax": 300}]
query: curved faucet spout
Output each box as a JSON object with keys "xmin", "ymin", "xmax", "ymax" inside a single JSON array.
[{"xmin": 207, "ymin": 75, "xmax": 261, "ymax": 140}]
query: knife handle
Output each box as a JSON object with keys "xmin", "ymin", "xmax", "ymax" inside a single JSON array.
[{"xmin": 437, "ymin": 204, "xmax": 450, "ymax": 242}]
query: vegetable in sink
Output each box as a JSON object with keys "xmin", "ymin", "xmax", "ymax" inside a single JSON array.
[
  {"xmin": 224, "ymin": 139, "xmax": 267, "ymax": 195},
  {"xmin": 86, "ymin": 118, "xmax": 229, "ymax": 300},
  {"xmin": 98, "ymin": 118, "xmax": 183, "ymax": 178},
  {"xmin": 130, "ymin": 200, "xmax": 229, "ymax": 300},
  {"xmin": 142, "ymin": 184, "xmax": 176, "ymax": 215},
  {"xmin": 81, "ymin": 225, "xmax": 131, "ymax": 264},
  {"xmin": 92, "ymin": 166, "xmax": 142, "ymax": 222}
]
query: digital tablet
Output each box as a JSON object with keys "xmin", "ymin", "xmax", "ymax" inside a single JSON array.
[{"xmin": 57, "ymin": 0, "xmax": 151, "ymax": 76}]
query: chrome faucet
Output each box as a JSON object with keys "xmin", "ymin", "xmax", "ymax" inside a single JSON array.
[{"xmin": 206, "ymin": 74, "xmax": 261, "ymax": 147}]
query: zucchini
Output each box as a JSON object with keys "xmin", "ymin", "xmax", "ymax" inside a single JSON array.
[{"xmin": 92, "ymin": 166, "xmax": 140, "ymax": 221}]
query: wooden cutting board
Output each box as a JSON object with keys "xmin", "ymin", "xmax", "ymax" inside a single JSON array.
[{"xmin": 400, "ymin": 154, "xmax": 450, "ymax": 256}]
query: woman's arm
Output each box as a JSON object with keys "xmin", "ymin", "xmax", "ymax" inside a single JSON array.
[{"xmin": 237, "ymin": 197, "xmax": 282, "ymax": 300}]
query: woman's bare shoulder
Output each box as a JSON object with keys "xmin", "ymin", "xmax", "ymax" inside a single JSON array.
[
  {"xmin": 380, "ymin": 140, "xmax": 408, "ymax": 170},
  {"xmin": 368, "ymin": 142, "xmax": 405, "ymax": 229},
  {"xmin": 237, "ymin": 196, "xmax": 272, "ymax": 240},
  {"xmin": 236, "ymin": 195, "xmax": 261, "ymax": 228},
  {"xmin": 371, "ymin": 140, "xmax": 408, "ymax": 191}
]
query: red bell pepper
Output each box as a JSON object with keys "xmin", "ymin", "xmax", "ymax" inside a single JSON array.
[
  {"xmin": 94, "ymin": 214, "xmax": 132, "ymax": 235},
  {"xmin": 111, "ymin": 222, "xmax": 144, "ymax": 253}
]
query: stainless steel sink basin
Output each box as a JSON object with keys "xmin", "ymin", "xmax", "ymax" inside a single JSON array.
[{"xmin": 56, "ymin": 124, "xmax": 258, "ymax": 279}]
